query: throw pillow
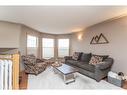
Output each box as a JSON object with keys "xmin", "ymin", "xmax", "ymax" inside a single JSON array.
[
  {"xmin": 98, "ymin": 62, "xmax": 105, "ymax": 64},
  {"xmin": 89, "ymin": 55, "xmax": 103, "ymax": 65},
  {"xmin": 72, "ymin": 52, "xmax": 82, "ymax": 61},
  {"xmin": 80, "ymin": 53, "xmax": 92, "ymax": 62},
  {"xmin": 92, "ymin": 54, "xmax": 109, "ymax": 61}
]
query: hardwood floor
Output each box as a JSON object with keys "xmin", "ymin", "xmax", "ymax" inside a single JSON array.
[
  {"xmin": 123, "ymin": 81, "xmax": 127, "ymax": 89},
  {"xmin": 19, "ymin": 71, "xmax": 28, "ymax": 89},
  {"xmin": 19, "ymin": 71, "xmax": 127, "ymax": 90}
]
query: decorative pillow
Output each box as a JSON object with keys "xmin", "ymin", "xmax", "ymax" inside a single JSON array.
[
  {"xmin": 98, "ymin": 62, "xmax": 105, "ymax": 64},
  {"xmin": 89, "ymin": 55, "xmax": 103, "ymax": 65},
  {"xmin": 92, "ymin": 54, "xmax": 109, "ymax": 61},
  {"xmin": 80, "ymin": 53, "xmax": 91, "ymax": 62},
  {"xmin": 72, "ymin": 52, "xmax": 82, "ymax": 61}
]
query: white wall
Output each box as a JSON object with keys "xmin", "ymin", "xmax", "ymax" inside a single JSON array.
[
  {"xmin": 0, "ymin": 21, "xmax": 21, "ymax": 48},
  {"xmin": 71, "ymin": 16, "xmax": 127, "ymax": 75}
]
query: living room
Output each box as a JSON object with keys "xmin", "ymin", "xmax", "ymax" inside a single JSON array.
[{"xmin": 0, "ymin": 1, "xmax": 127, "ymax": 95}]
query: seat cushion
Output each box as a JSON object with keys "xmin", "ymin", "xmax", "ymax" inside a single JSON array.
[
  {"xmin": 66, "ymin": 60, "xmax": 79, "ymax": 66},
  {"xmin": 80, "ymin": 53, "xmax": 91, "ymax": 62},
  {"xmin": 76, "ymin": 62, "xmax": 95, "ymax": 72},
  {"xmin": 78, "ymin": 61, "xmax": 89, "ymax": 64}
]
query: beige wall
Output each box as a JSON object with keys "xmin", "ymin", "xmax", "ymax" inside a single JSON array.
[
  {"xmin": 0, "ymin": 21, "xmax": 21, "ymax": 48},
  {"xmin": 71, "ymin": 16, "xmax": 127, "ymax": 75},
  {"xmin": 0, "ymin": 21, "xmax": 24, "ymax": 70}
]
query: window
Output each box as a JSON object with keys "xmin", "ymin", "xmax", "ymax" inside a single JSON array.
[
  {"xmin": 27, "ymin": 35, "xmax": 38, "ymax": 57},
  {"xmin": 42, "ymin": 38, "xmax": 54, "ymax": 59},
  {"xmin": 58, "ymin": 39, "xmax": 69, "ymax": 57}
]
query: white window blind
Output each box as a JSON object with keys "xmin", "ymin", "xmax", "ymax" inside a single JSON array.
[
  {"xmin": 27, "ymin": 35, "xmax": 38, "ymax": 57},
  {"xmin": 42, "ymin": 38, "xmax": 54, "ymax": 59},
  {"xmin": 58, "ymin": 39, "xmax": 69, "ymax": 57}
]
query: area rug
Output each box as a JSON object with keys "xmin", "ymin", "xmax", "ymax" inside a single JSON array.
[{"xmin": 28, "ymin": 67, "xmax": 122, "ymax": 89}]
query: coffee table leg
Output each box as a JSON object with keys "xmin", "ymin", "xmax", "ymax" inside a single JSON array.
[
  {"xmin": 74, "ymin": 73, "xmax": 76, "ymax": 78},
  {"xmin": 53, "ymin": 68, "xmax": 58, "ymax": 74},
  {"xmin": 63, "ymin": 75, "xmax": 66, "ymax": 83},
  {"xmin": 64, "ymin": 73, "xmax": 76, "ymax": 84}
]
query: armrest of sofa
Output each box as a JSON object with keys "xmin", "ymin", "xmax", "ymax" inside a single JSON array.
[
  {"xmin": 95, "ymin": 58, "xmax": 113, "ymax": 70},
  {"xmin": 64, "ymin": 56, "xmax": 72, "ymax": 60}
]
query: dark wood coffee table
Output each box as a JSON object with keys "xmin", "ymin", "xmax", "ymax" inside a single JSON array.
[{"xmin": 52, "ymin": 64, "xmax": 78, "ymax": 84}]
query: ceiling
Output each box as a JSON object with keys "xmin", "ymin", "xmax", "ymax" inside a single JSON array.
[{"xmin": 0, "ymin": 6, "xmax": 127, "ymax": 34}]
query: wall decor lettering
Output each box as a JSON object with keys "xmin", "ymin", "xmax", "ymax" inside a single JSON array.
[{"xmin": 90, "ymin": 33, "xmax": 109, "ymax": 44}]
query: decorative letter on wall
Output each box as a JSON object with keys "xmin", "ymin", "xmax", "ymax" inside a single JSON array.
[{"xmin": 90, "ymin": 33, "xmax": 109, "ymax": 44}]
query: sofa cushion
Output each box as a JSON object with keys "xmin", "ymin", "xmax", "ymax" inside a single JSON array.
[
  {"xmin": 77, "ymin": 63, "xmax": 95, "ymax": 72},
  {"xmin": 80, "ymin": 53, "xmax": 91, "ymax": 62},
  {"xmin": 72, "ymin": 52, "xmax": 82, "ymax": 60},
  {"xmin": 78, "ymin": 61, "xmax": 89, "ymax": 64},
  {"xmin": 66, "ymin": 60, "xmax": 79, "ymax": 66}
]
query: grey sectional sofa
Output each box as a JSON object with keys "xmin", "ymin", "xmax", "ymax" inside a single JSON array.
[{"xmin": 64, "ymin": 53, "xmax": 113, "ymax": 82}]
